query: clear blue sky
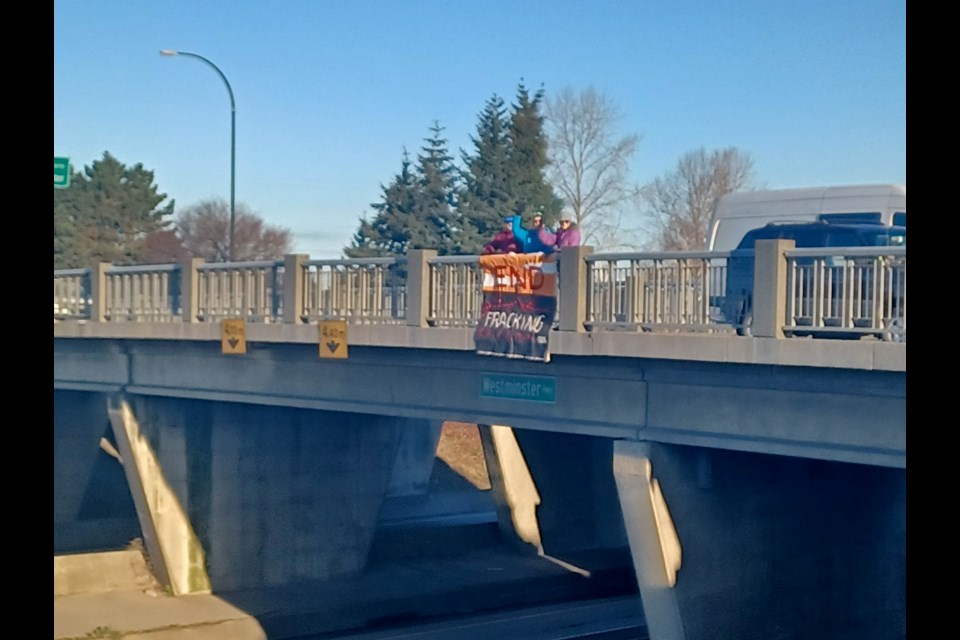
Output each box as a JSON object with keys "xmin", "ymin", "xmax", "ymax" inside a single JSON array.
[{"xmin": 54, "ymin": 0, "xmax": 905, "ymax": 258}]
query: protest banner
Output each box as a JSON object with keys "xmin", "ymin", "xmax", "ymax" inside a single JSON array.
[{"xmin": 474, "ymin": 252, "xmax": 557, "ymax": 362}]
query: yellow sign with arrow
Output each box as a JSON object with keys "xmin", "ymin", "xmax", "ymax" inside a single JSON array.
[
  {"xmin": 319, "ymin": 320, "xmax": 348, "ymax": 359},
  {"xmin": 221, "ymin": 319, "xmax": 247, "ymax": 354}
]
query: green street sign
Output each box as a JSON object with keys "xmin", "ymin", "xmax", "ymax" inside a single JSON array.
[
  {"xmin": 480, "ymin": 373, "xmax": 557, "ymax": 403},
  {"xmin": 54, "ymin": 157, "xmax": 70, "ymax": 189}
]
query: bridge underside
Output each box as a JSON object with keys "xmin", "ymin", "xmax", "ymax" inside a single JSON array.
[{"xmin": 54, "ymin": 388, "xmax": 905, "ymax": 640}]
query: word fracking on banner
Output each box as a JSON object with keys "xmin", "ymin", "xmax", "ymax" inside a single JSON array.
[{"xmin": 474, "ymin": 252, "xmax": 557, "ymax": 363}]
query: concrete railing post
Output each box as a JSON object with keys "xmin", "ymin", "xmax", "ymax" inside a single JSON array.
[
  {"xmin": 559, "ymin": 245, "xmax": 593, "ymax": 332},
  {"xmin": 283, "ymin": 254, "xmax": 308, "ymax": 324},
  {"xmin": 752, "ymin": 239, "xmax": 794, "ymax": 339},
  {"xmin": 180, "ymin": 258, "xmax": 204, "ymax": 323},
  {"xmin": 90, "ymin": 262, "xmax": 111, "ymax": 323},
  {"xmin": 405, "ymin": 249, "xmax": 437, "ymax": 328}
]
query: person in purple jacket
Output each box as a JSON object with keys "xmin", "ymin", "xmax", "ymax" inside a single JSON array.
[
  {"xmin": 551, "ymin": 214, "xmax": 581, "ymax": 250},
  {"xmin": 482, "ymin": 216, "xmax": 520, "ymax": 254}
]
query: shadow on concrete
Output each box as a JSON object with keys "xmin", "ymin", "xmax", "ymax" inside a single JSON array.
[
  {"xmin": 54, "ymin": 428, "xmax": 142, "ymax": 555},
  {"xmin": 216, "ymin": 544, "xmax": 638, "ymax": 639}
]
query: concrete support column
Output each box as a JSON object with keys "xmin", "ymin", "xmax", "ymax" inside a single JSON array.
[
  {"xmin": 282, "ymin": 254, "xmax": 307, "ymax": 325},
  {"xmin": 385, "ymin": 419, "xmax": 443, "ymax": 498},
  {"xmin": 479, "ymin": 426, "xmax": 631, "ymax": 574},
  {"xmin": 558, "ymin": 245, "xmax": 593, "ymax": 332},
  {"xmin": 478, "ymin": 425, "xmax": 543, "ymax": 554},
  {"xmin": 613, "ymin": 441, "xmax": 906, "ymax": 640},
  {"xmin": 108, "ymin": 397, "xmax": 210, "ymax": 595},
  {"xmin": 90, "ymin": 262, "xmax": 111, "ymax": 323},
  {"xmin": 120, "ymin": 397, "xmax": 404, "ymax": 593},
  {"xmin": 405, "ymin": 249, "xmax": 437, "ymax": 328},
  {"xmin": 752, "ymin": 239, "xmax": 793, "ymax": 338},
  {"xmin": 512, "ymin": 430, "xmax": 629, "ymax": 563},
  {"xmin": 613, "ymin": 441, "xmax": 684, "ymax": 640},
  {"xmin": 180, "ymin": 257, "xmax": 204, "ymax": 323}
]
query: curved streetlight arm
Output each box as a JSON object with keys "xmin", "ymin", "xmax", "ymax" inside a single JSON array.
[
  {"xmin": 160, "ymin": 50, "xmax": 235, "ymax": 111},
  {"xmin": 161, "ymin": 49, "xmax": 237, "ymax": 261}
]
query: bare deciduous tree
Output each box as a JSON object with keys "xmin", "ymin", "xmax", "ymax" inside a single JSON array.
[
  {"xmin": 176, "ymin": 199, "xmax": 292, "ymax": 262},
  {"xmin": 140, "ymin": 228, "xmax": 191, "ymax": 264},
  {"xmin": 642, "ymin": 147, "xmax": 756, "ymax": 250},
  {"xmin": 585, "ymin": 207, "xmax": 648, "ymax": 252},
  {"xmin": 545, "ymin": 86, "xmax": 640, "ymax": 247}
]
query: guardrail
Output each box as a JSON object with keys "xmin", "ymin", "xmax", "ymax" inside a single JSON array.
[{"xmin": 53, "ymin": 242, "xmax": 906, "ymax": 341}]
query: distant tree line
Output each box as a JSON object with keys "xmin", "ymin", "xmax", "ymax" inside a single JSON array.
[{"xmin": 53, "ymin": 83, "xmax": 757, "ymax": 269}]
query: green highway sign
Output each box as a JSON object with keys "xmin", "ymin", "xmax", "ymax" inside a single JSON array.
[
  {"xmin": 480, "ymin": 373, "xmax": 557, "ymax": 403},
  {"xmin": 54, "ymin": 157, "xmax": 70, "ymax": 189}
]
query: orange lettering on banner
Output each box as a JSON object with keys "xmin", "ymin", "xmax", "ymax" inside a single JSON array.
[{"xmin": 480, "ymin": 253, "xmax": 556, "ymax": 297}]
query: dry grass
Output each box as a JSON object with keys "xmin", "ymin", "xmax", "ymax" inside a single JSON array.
[{"xmin": 435, "ymin": 422, "xmax": 491, "ymax": 490}]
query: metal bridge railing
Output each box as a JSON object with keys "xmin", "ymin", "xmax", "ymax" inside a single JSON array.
[
  {"xmin": 104, "ymin": 264, "xmax": 182, "ymax": 322},
  {"xmin": 53, "ymin": 268, "xmax": 91, "ymax": 321},
  {"xmin": 585, "ymin": 251, "xmax": 732, "ymax": 334},
  {"xmin": 53, "ymin": 244, "xmax": 907, "ymax": 342},
  {"xmin": 197, "ymin": 260, "xmax": 284, "ymax": 323},
  {"xmin": 301, "ymin": 257, "xmax": 407, "ymax": 324},
  {"xmin": 785, "ymin": 247, "xmax": 906, "ymax": 342},
  {"xmin": 427, "ymin": 256, "xmax": 483, "ymax": 327}
]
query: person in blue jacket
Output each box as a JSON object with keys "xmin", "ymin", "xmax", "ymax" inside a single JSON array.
[{"xmin": 511, "ymin": 211, "xmax": 554, "ymax": 254}]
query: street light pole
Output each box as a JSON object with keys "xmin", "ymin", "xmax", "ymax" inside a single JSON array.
[{"xmin": 160, "ymin": 49, "xmax": 237, "ymax": 262}]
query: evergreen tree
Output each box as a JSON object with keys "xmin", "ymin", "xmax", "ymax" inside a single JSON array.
[
  {"xmin": 54, "ymin": 152, "xmax": 174, "ymax": 269},
  {"xmin": 344, "ymin": 85, "xmax": 561, "ymax": 257},
  {"xmin": 345, "ymin": 150, "xmax": 419, "ymax": 257},
  {"xmin": 346, "ymin": 123, "xmax": 462, "ymax": 257},
  {"xmin": 344, "ymin": 217, "xmax": 388, "ymax": 258},
  {"xmin": 457, "ymin": 95, "xmax": 514, "ymax": 254},
  {"xmin": 507, "ymin": 82, "xmax": 563, "ymax": 224},
  {"xmin": 414, "ymin": 121, "xmax": 460, "ymax": 255}
]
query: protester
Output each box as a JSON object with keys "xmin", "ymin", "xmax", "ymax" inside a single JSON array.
[
  {"xmin": 482, "ymin": 216, "xmax": 520, "ymax": 254},
  {"xmin": 553, "ymin": 214, "xmax": 581, "ymax": 249},
  {"xmin": 511, "ymin": 211, "xmax": 554, "ymax": 254}
]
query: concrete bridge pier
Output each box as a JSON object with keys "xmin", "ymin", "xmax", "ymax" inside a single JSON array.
[
  {"xmin": 479, "ymin": 426, "xmax": 633, "ymax": 575},
  {"xmin": 613, "ymin": 441, "xmax": 906, "ymax": 640},
  {"xmin": 114, "ymin": 396, "xmax": 408, "ymax": 593},
  {"xmin": 512, "ymin": 430, "xmax": 631, "ymax": 562},
  {"xmin": 54, "ymin": 390, "xmax": 140, "ymax": 554},
  {"xmin": 384, "ymin": 419, "xmax": 443, "ymax": 498}
]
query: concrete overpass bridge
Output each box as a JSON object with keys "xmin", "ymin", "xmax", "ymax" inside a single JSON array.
[{"xmin": 54, "ymin": 243, "xmax": 906, "ymax": 640}]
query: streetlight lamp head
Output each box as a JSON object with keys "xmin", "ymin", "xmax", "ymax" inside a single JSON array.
[{"xmin": 159, "ymin": 49, "xmax": 179, "ymax": 56}]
